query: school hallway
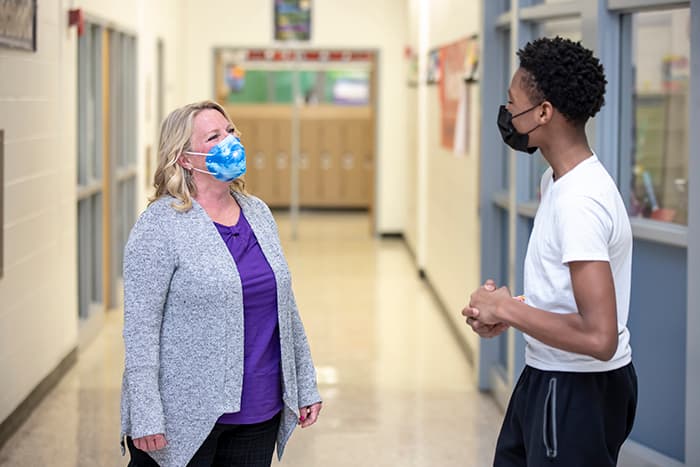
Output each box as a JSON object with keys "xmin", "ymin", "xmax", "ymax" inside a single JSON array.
[{"xmin": 0, "ymin": 213, "xmax": 502, "ymax": 467}]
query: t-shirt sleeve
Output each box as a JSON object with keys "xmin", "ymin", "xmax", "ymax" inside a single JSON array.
[{"xmin": 555, "ymin": 194, "xmax": 612, "ymax": 264}]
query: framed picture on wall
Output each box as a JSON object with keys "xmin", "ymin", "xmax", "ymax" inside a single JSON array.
[
  {"xmin": 0, "ymin": 0, "xmax": 37, "ymax": 52},
  {"xmin": 274, "ymin": 0, "xmax": 311, "ymax": 41}
]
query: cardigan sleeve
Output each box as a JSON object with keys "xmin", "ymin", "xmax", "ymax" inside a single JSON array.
[
  {"xmin": 122, "ymin": 205, "xmax": 176, "ymax": 438},
  {"xmin": 288, "ymin": 289, "xmax": 322, "ymax": 408}
]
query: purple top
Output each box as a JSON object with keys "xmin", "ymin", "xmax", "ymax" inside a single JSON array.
[{"xmin": 214, "ymin": 212, "xmax": 283, "ymax": 424}]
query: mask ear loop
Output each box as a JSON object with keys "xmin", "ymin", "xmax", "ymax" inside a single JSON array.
[
  {"xmin": 514, "ymin": 101, "xmax": 545, "ymax": 136},
  {"xmin": 181, "ymin": 153, "xmax": 217, "ymax": 176},
  {"xmin": 511, "ymin": 101, "xmax": 545, "ymax": 120}
]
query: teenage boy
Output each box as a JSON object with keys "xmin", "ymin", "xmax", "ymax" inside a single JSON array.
[{"xmin": 463, "ymin": 37, "xmax": 637, "ymax": 467}]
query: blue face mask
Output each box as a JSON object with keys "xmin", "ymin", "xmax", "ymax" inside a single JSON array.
[{"xmin": 185, "ymin": 134, "xmax": 246, "ymax": 182}]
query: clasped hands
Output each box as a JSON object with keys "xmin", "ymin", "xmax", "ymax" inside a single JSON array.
[{"xmin": 462, "ymin": 279, "xmax": 511, "ymax": 338}]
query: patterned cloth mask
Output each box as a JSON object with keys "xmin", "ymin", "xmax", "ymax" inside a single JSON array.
[{"xmin": 185, "ymin": 134, "xmax": 247, "ymax": 182}]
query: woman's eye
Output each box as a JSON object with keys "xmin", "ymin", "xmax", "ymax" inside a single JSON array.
[
  {"xmin": 207, "ymin": 134, "xmax": 217, "ymax": 142},
  {"xmin": 227, "ymin": 128, "xmax": 235, "ymax": 134}
]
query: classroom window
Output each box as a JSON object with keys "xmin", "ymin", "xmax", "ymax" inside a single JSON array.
[{"xmin": 627, "ymin": 9, "xmax": 690, "ymax": 225}]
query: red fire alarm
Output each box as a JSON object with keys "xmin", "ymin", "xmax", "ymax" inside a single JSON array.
[{"xmin": 68, "ymin": 9, "xmax": 84, "ymax": 37}]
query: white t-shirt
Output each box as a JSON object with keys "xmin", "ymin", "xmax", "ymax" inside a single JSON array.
[{"xmin": 523, "ymin": 154, "xmax": 633, "ymax": 372}]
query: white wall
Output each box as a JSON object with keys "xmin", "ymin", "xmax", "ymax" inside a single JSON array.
[
  {"xmin": 0, "ymin": 0, "xmax": 184, "ymax": 425},
  {"xmin": 0, "ymin": 0, "xmax": 78, "ymax": 423},
  {"xmin": 133, "ymin": 0, "xmax": 186, "ymax": 205},
  {"xmin": 407, "ymin": 0, "xmax": 483, "ymax": 362},
  {"xmin": 180, "ymin": 0, "xmax": 409, "ymax": 233},
  {"xmin": 404, "ymin": 0, "xmax": 421, "ymax": 255}
]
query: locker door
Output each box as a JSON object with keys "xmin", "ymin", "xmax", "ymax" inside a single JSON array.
[
  {"xmin": 317, "ymin": 120, "xmax": 342, "ymax": 206},
  {"xmin": 360, "ymin": 118, "xmax": 375, "ymax": 206},
  {"xmin": 339, "ymin": 119, "xmax": 368, "ymax": 207},
  {"xmin": 274, "ymin": 118, "xmax": 292, "ymax": 206},
  {"xmin": 236, "ymin": 119, "xmax": 258, "ymax": 194},
  {"xmin": 252, "ymin": 119, "xmax": 274, "ymax": 204},
  {"xmin": 299, "ymin": 119, "xmax": 319, "ymax": 206}
]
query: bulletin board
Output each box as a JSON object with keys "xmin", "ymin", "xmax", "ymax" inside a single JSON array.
[
  {"xmin": 437, "ymin": 36, "xmax": 479, "ymax": 153},
  {"xmin": 274, "ymin": 0, "xmax": 311, "ymax": 41}
]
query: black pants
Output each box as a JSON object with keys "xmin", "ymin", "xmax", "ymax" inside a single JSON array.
[
  {"xmin": 127, "ymin": 412, "xmax": 281, "ymax": 467},
  {"xmin": 494, "ymin": 363, "xmax": 637, "ymax": 467}
]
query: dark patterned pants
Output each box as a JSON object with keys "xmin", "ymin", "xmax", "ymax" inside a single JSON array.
[{"xmin": 127, "ymin": 412, "xmax": 281, "ymax": 467}]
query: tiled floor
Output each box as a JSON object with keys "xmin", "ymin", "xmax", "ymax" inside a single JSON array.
[{"xmin": 0, "ymin": 212, "xmax": 503, "ymax": 467}]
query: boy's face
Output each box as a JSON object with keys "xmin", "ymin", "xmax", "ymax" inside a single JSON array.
[{"xmin": 507, "ymin": 68, "xmax": 544, "ymax": 142}]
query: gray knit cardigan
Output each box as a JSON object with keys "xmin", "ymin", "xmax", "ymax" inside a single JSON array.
[{"xmin": 120, "ymin": 192, "xmax": 321, "ymax": 467}]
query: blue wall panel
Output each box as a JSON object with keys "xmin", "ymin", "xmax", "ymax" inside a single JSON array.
[{"xmin": 628, "ymin": 239, "xmax": 687, "ymax": 462}]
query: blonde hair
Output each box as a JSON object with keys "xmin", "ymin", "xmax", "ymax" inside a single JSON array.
[{"xmin": 150, "ymin": 100, "xmax": 246, "ymax": 211}]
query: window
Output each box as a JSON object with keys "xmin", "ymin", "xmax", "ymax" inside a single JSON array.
[
  {"xmin": 77, "ymin": 24, "xmax": 138, "ymax": 320},
  {"xmin": 627, "ymin": 9, "xmax": 690, "ymax": 225},
  {"xmin": 222, "ymin": 68, "xmax": 371, "ymax": 106},
  {"xmin": 110, "ymin": 31, "xmax": 138, "ymax": 296},
  {"xmin": 77, "ymin": 24, "xmax": 104, "ymax": 319}
]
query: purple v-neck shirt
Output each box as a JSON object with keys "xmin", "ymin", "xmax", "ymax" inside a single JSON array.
[{"xmin": 214, "ymin": 212, "xmax": 283, "ymax": 424}]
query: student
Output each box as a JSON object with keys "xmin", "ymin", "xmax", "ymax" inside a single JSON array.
[{"xmin": 463, "ymin": 37, "xmax": 637, "ymax": 467}]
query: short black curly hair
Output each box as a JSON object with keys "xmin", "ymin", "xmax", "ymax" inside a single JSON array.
[{"xmin": 517, "ymin": 36, "xmax": 607, "ymax": 125}]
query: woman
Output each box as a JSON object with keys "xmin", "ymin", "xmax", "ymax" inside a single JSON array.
[{"xmin": 120, "ymin": 100, "xmax": 322, "ymax": 467}]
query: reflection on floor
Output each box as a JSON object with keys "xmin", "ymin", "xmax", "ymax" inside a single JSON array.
[{"xmin": 0, "ymin": 212, "xmax": 503, "ymax": 467}]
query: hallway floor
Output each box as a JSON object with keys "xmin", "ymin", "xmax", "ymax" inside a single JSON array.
[{"xmin": 0, "ymin": 212, "xmax": 503, "ymax": 467}]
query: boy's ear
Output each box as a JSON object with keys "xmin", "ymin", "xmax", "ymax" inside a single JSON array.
[{"xmin": 538, "ymin": 101, "xmax": 554, "ymax": 124}]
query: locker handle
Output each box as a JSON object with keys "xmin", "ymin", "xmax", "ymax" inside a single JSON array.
[
  {"xmin": 254, "ymin": 152, "xmax": 265, "ymax": 169},
  {"xmin": 320, "ymin": 152, "xmax": 332, "ymax": 170},
  {"xmin": 342, "ymin": 153, "xmax": 354, "ymax": 170},
  {"xmin": 300, "ymin": 152, "xmax": 310, "ymax": 169},
  {"xmin": 277, "ymin": 152, "xmax": 288, "ymax": 169}
]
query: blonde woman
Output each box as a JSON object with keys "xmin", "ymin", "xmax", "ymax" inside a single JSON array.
[{"xmin": 120, "ymin": 101, "xmax": 322, "ymax": 467}]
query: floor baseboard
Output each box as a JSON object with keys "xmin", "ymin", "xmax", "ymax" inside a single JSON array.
[{"xmin": 0, "ymin": 348, "xmax": 78, "ymax": 451}]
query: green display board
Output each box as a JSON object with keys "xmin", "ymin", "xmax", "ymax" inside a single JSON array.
[{"xmin": 225, "ymin": 69, "xmax": 370, "ymax": 105}]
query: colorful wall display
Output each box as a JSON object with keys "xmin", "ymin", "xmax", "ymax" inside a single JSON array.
[
  {"xmin": 438, "ymin": 36, "xmax": 479, "ymax": 153},
  {"xmin": 274, "ymin": 0, "xmax": 311, "ymax": 41}
]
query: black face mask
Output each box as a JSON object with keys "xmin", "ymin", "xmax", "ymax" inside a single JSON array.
[{"xmin": 497, "ymin": 103, "xmax": 542, "ymax": 154}]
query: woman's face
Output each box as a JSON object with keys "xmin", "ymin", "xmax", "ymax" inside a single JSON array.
[{"xmin": 187, "ymin": 108, "xmax": 236, "ymax": 173}]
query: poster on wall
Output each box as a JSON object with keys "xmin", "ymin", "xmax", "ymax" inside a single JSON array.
[
  {"xmin": 426, "ymin": 48, "xmax": 441, "ymax": 84},
  {"xmin": 0, "ymin": 0, "xmax": 37, "ymax": 51},
  {"xmin": 439, "ymin": 36, "xmax": 479, "ymax": 154},
  {"xmin": 406, "ymin": 48, "xmax": 419, "ymax": 87},
  {"xmin": 274, "ymin": 0, "xmax": 311, "ymax": 41}
]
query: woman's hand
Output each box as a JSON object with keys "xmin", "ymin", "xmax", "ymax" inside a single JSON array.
[
  {"xmin": 299, "ymin": 402, "xmax": 322, "ymax": 428},
  {"xmin": 133, "ymin": 433, "xmax": 167, "ymax": 452}
]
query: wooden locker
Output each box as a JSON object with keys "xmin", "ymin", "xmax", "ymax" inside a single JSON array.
[
  {"xmin": 299, "ymin": 119, "xmax": 319, "ymax": 205},
  {"xmin": 317, "ymin": 120, "xmax": 342, "ymax": 206},
  {"xmin": 360, "ymin": 118, "xmax": 375, "ymax": 207},
  {"xmin": 339, "ymin": 119, "xmax": 368, "ymax": 207},
  {"xmin": 235, "ymin": 118, "xmax": 258, "ymax": 195},
  {"xmin": 251, "ymin": 119, "xmax": 275, "ymax": 204},
  {"xmin": 273, "ymin": 118, "xmax": 292, "ymax": 206},
  {"xmin": 255, "ymin": 118, "xmax": 279, "ymax": 206}
]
